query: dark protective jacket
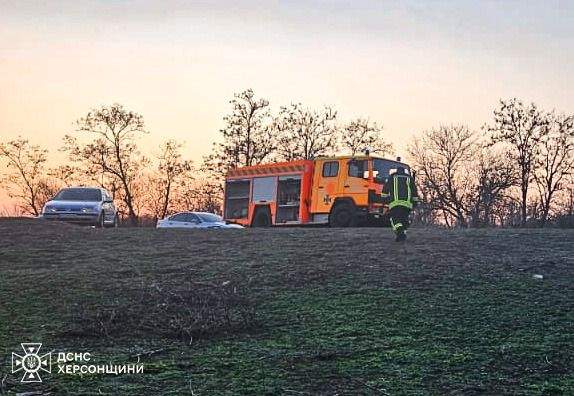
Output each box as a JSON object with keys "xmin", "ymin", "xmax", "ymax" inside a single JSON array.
[{"xmin": 381, "ymin": 171, "xmax": 419, "ymax": 210}]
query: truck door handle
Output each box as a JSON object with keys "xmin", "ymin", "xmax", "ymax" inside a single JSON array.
[
  {"xmin": 318, "ymin": 186, "xmax": 324, "ymax": 189},
  {"xmin": 344, "ymin": 185, "xmax": 350, "ymax": 188}
]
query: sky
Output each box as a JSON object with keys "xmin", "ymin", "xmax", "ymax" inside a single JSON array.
[{"xmin": 1, "ymin": 0, "xmax": 573, "ymax": 206}]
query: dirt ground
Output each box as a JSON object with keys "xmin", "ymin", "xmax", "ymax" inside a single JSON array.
[{"xmin": 0, "ymin": 218, "xmax": 573, "ymax": 395}]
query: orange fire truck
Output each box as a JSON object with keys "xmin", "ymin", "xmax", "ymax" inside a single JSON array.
[{"xmin": 223, "ymin": 155, "xmax": 411, "ymax": 227}]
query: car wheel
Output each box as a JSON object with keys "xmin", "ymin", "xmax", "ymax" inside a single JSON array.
[
  {"xmin": 96, "ymin": 211, "xmax": 105, "ymax": 228},
  {"xmin": 329, "ymin": 202, "xmax": 356, "ymax": 227},
  {"xmin": 105, "ymin": 213, "xmax": 119, "ymax": 228}
]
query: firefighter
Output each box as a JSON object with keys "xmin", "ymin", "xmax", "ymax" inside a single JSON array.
[{"xmin": 381, "ymin": 166, "xmax": 419, "ymax": 242}]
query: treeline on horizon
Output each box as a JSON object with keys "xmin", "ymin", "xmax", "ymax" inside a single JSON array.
[{"xmin": 0, "ymin": 89, "xmax": 573, "ymax": 228}]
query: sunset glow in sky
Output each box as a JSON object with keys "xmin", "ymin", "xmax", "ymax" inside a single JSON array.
[{"xmin": 1, "ymin": 1, "xmax": 573, "ymax": 207}]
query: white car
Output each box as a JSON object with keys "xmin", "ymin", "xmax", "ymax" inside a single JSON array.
[{"xmin": 156, "ymin": 212, "xmax": 244, "ymax": 229}]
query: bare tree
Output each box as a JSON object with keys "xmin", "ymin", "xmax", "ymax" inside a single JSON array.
[
  {"xmin": 274, "ymin": 103, "xmax": 338, "ymax": 161},
  {"xmin": 341, "ymin": 118, "xmax": 393, "ymax": 157},
  {"xmin": 488, "ymin": 99, "xmax": 550, "ymax": 225},
  {"xmin": 410, "ymin": 175, "xmax": 441, "ymax": 226},
  {"xmin": 410, "ymin": 125, "xmax": 518, "ymax": 228},
  {"xmin": 469, "ymin": 150, "xmax": 517, "ymax": 226},
  {"xmin": 171, "ymin": 174, "xmax": 223, "ymax": 214},
  {"xmin": 558, "ymin": 174, "xmax": 574, "ymax": 216},
  {"xmin": 490, "ymin": 195, "xmax": 522, "ymax": 227},
  {"xmin": 47, "ymin": 164, "xmax": 79, "ymax": 187},
  {"xmin": 191, "ymin": 180, "xmax": 223, "ymax": 214},
  {"xmin": 35, "ymin": 164, "xmax": 84, "ymax": 204},
  {"xmin": 204, "ymin": 89, "xmax": 274, "ymax": 175},
  {"xmin": 147, "ymin": 140, "xmax": 193, "ymax": 220},
  {"xmin": 0, "ymin": 138, "xmax": 48, "ymax": 216},
  {"xmin": 533, "ymin": 113, "xmax": 574, "ymax": 225},
  {"xmin": 408, "ymin": 125, "xmax": 478, "ymax": 227},
  {"xmin": 63, "ymin": 104, "xmax": 148, "ymax": 225}
]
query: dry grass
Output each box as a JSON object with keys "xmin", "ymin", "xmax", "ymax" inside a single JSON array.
[
  {"xmin": 0, "ymin": 218, "xmax": 573, "ymax": 395},
  {"xmin": 67, "ymin": 280, "xmax": 256, "ymax": 343}
]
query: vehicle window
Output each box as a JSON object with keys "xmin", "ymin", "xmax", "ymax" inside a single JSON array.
[
  {"xmin": 348, "ymin": 160, "xmax": 368, "ymax": 178},
  {"xmin": 185, "ymin": 213, "xmax": 200, "ymax": 223},
  {"xmin": 372, "ymin": 159, "xmax": 410, "ymax": 183},
  {"xmin": 169, "ymin": 213, "xmax": 188, "ymax": 222},
  {"xmin": 196, "ymin": 213, "xmax": 223, "ymax": 223},
  {"xmin": 252, "ymin": 177, "xmax": 276, "ymax": 202},
  {"xmin": 53, "ymin": 188, "xmax": 102, "ymax": 201},
  {"xmin": 322, "ymin": 161, "xmax": 339, "ymax": 177}
]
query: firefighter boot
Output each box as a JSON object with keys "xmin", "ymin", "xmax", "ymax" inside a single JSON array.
[
  {"xmin": 396, "ymin": 228, "xmax": 407, "ymax": 242},
  {"xmin": 391, "ymin": 219, "xmax": 406, "ymax": 242}
]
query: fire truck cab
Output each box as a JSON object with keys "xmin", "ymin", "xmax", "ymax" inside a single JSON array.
[{"xmin": 223, "ymin": 155, "xmax": 410, "ymax": 227}]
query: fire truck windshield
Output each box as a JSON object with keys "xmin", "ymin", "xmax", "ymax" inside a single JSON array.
[{"xmin": 372, "ymin": 159, "xmax": 410, "ymax": 183}]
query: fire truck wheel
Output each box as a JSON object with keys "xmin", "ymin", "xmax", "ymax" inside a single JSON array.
[
  {"xmin": 252, "ymin": 207, "xmax": 272, "ymax": 227},
  {"xmin": 329, "ymin": 202, "xmax": 356, "ymax": 227}
]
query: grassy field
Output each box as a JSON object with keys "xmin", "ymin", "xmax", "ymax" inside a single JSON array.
[{"xmin": 0, "ymin": 219, "xmax": 573, "ymax": 395}]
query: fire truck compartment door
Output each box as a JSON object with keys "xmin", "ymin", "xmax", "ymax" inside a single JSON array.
[{"xmin": 252, "ymin": 176, "xmax": 277, "ymax": 203}]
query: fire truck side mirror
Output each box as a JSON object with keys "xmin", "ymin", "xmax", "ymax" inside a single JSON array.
[{"xmin": 363, "ymin": 170, "xmax": 369, "ymax": 179}]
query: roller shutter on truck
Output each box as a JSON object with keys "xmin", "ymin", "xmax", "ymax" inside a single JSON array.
[
  {"xmin": 224, "ymin": 179, "xmax": 250, "ymax": 219},
  {"xmin": 276, "ymin": 175, "xmax": 302, "ymax": 223}
]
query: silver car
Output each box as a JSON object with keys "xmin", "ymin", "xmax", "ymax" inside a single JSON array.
[
  {"xmin": 157, "ymin": 212, "xmax": 243, "ymax": 229},
  {"xmin": 41, "ymin": 187, "xmax": 118, "ymax": 228}
]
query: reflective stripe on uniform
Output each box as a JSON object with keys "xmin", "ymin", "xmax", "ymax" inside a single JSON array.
[
  {"xmin": 390, "ymin": 218, "xmax": 403, "ymax": 231},
  {"xmin": 389, "ymin": 200, "xmax": 413, "ymax": 209},
  {"xmin": 390, "ymin": 175, "xmax": 413, "ymax": 209}
]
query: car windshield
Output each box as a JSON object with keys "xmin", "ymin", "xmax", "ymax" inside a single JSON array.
[
  {"xmin": 196, "ymin": 213, "xmax": 223, "ymax": 223},
  {"xmin": 53, "ymin": 188, "xmax": 102, "ymax": 201},
  {"xmin": 372, "ymin": 159, "xmax": 410, "ymax": 183}
]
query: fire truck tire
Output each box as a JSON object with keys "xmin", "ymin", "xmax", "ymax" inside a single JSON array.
[
  {"xmin": 329, "ymin": 201, "xmax": 357, "ymax": 227},
  {"xmin": 252, "ymin": 207, "xmax": 272, "ymax": 227}
]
